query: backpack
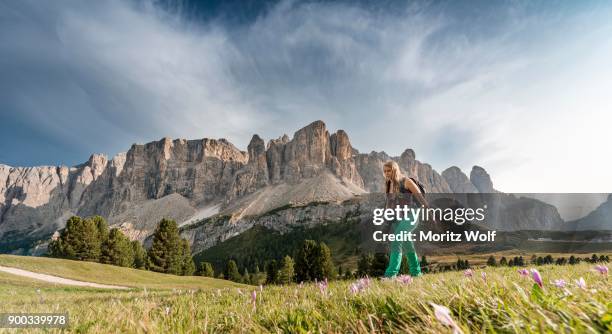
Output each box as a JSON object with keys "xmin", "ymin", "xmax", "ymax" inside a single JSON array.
[{"xmin": 399, "ymin": 177, "xmax": 426, "ymax": 194}]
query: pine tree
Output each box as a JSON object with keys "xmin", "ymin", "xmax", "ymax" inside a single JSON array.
[
  {"xmin": 266, "ymin": 260, "xmax": 278, "ymax": 284},
  {"xmin": 147, "ymin": 219, "xmax": 182, "ymax": 275},
  {"xmin": 100, "ymin": 228, "xmax": 134, "ymax": 267},
  {"xmin": 295, "ymin": 240, "xmax": 318, "ymax": 282},
  {"xmin": 278, "ymin": 255, "xmax": 295, "ymax": 284},
  {"xmin": 180, "ymin": 239, "xmax": 195, "ymax": 276},
  {"xmin": 131, "ymin": 241, "xmax": 147, "ymax": 269},
  {"xmin": 49, "ymin": 216, "xmax": 103, "ymax": 261},
  {"xmin": 225, "ymin": 259, "xmax": 241, "ymax": 282},
  {"xmin": 420, "ymin": 255, "xmax": 429, "ymax": 273},
  {"xmin": 487, "ymin": 255, "xmax": 497, "ymax": 267},
  {"xmin": 500, "ymin": 257, "xmax": 508, "ymax": 266},
  {"xmin": 198, "ymin": 262, "xmax": 215, "ymax": 277},
  {"xmin": 357, "ymin": 253, "xmax": 374, "ymax": 277},
  {"xmin": 314, "ymin": 242, "xmax": 334, "ymax": 280},
  {"xmin": 91, "ymin": 215, "xmax": 109, "ymax": 244},
  {"xmin": 370, "ymin": 253, "xmax": 389, "ymax": 276},
  {"xmin": 241, "ymin": 267, "xmax": 250, "ymax": 284}
]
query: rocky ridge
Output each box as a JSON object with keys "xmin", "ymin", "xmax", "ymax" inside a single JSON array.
[{"xmin": 1, "ymin": 120, "xmax": 518, "ymax": 254}]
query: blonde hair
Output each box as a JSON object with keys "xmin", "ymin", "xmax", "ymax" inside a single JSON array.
[{"xmin": 383, "ymin": 160, "xmax": 403, "ymax": 193}]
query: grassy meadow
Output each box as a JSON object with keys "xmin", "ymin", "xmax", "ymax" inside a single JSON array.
[{"xmin": 0, "ymin": 255, "xmax": 610, "ymax": 333}]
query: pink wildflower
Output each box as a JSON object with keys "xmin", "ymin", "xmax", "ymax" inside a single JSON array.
[
  {"xmin": 594, "ymin": 265, "xmax": 608, "ymax": 276},
  {"xmin": 463, "ymin": 269, "xmax": 474, "ymax": 278},
  {"xmin": 552, "ymin": 279, "xmax": 566, "ymax": 288},
  {"xmin": 251, "ymin": 290, "xmax": 257, "ymax": 309},
  {"xmin": 430, "ymin": 302, "xmax": 463, "ymax": 334},
  {"xmin": 530, "ymin": 268, "xmax": 543, "ymax": 288},
  {"xmin": 575, "ymin": 277, "xmax": 586, "ymax": 289},
  {"xmin": 396, "ymin": 275, "xmax": 413, "ymax": 284}
]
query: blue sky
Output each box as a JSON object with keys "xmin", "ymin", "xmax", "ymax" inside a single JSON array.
[{"xmin": 1, "ymin": 0, "xmax": 611, "ymax": 192}]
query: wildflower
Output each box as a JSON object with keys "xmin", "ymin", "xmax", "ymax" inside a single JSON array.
[
  {"xmin": 318, "ymin": 279, "xmax": 328, "ymax": 296},
  {"xmin": 517, "ymin": 269, "xmax": 529, "ymax": 276},
  {"xmin": 396, "ymin": 275, "xmax": 413, "ymax": 284},
  {"xmin": 530, "ymin": 268, "xmax": 543, "ymax": 288},
  {"xmin": 259, "ymin": 284, "xmax": 264, "ymax": 292},
  {"xmin": 575, "ymin": 277, "xmax": 586, "ymax": 289},
  {"xmin": 463, "ymin": 269, "xmax": 474, "ymax": 278},
  {"xmin": 594, "ymin": 265, "xmax": 608, "ymax": 276},
  {"xmin": 430, "ymin": 302, "xmax": 463, "ymax": 334},
  {"xmin": 552, "ymin": 279, "xmax": 566, "ymax": 288},
  {"xmin": 349, "ymin": 277, "xmax": 371, "ymax": 294},
  {"xmin": 481, "ymin": 272, "xmax": 487, "ymax": 282},
  {"xmin": 251, "ymin": 290, "xmax": 257, "ymax": 308},
  {"xmin": 164, "ymin": 307, "xmax": 171, "ymax": 316}
]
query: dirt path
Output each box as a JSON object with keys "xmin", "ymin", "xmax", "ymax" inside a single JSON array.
[{"xmin": 0, "ymin": 265, "xmax": 129, "ymax": 289}]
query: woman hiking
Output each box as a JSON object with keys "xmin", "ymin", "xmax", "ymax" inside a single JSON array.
[{"xmin": 382, "ymin": 160, "xmax": 429, "ymax": 278}]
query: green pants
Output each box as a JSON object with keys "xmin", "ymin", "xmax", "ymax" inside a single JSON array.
[{"xmin": 384, "ymin": 216, "xmax": 422, "ymax": 277}]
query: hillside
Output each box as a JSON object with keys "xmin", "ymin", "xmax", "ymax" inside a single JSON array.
[{"xmin": 0, "ymin": 254, "xmax": 243, "ymax": 289}]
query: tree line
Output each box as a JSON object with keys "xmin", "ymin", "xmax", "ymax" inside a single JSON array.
[{"xmin": 48, "ymin": 216, "xmax": 195, "ymax": 276}]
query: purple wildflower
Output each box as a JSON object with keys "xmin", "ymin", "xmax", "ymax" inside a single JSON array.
[
  {"xmin": 481, "ymin": 271, "xmax": 487, "ymax": 282},
  {"xmin": 318, "ymin": 279, "xmax": 328, "ymax": 296},
  {"xmin": 463, "ymin": 269, "xmax": 474, "ymax": 278},
  {"xmin": 430, "ymin": 302, "xmax": 463, "ymax": 334},
  {"xmin": 575, "ymin": 277, "xmax": 586, "ymax": 289},
  {"xmin": 530, "ymin": 268, "xmax": 543, "ymax": 288},
  {"xmin": 251, "ymin": 290, "xmax": 257, "ymax": 309},
  {"xmin": 594, "ymin": 265, "xmax": 608, "ymax": 276},
  {"xmin": 518, "ymin": 269, "xmax": 529, "ymax": 277},
  {"xmin": 552, "ymin": 279, "xmax": 566, "ymax": 288},
  {"xmin": 396, "ymin": 275, "xmax": 413, "ymax": 284}
]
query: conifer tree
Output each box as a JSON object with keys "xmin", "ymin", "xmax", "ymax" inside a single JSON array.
[
  {"xmin": 278, "ymin": 255, "xmax": 295, "ymax": 284},
  {"xmin": 100, "ymin": 228, "xmax": 134, "ymax": 267},
  {"xmin": 225, "ymin": 259, "xmax": 241, "ymax": 282},
  {"xmin": 147, "ymin": 219, "xmax": 182, "ymax": 275}
]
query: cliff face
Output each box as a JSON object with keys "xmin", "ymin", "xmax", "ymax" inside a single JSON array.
[{"xmin": 0, "ymin": 120, "xmax": 501, "ymax": 253}]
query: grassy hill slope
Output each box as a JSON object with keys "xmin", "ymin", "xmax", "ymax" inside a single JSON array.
[{"xmin": 0, "ymin": 254, "xmax": 243, "ymax": 290}]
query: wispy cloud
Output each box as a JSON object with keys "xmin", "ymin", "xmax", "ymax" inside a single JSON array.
[{"xmin": 1, "ymin": 0, "xmax": 611, "ymax": 192}]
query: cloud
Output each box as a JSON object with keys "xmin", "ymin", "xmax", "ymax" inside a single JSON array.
[{"xmin": 0, "ymin": 0, "xmax": 611, "ymax": 191}]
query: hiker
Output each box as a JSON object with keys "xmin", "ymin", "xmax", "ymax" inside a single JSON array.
[{"xmin": 382, "ymin": 160, "xmax": 428, "ymax": 277}]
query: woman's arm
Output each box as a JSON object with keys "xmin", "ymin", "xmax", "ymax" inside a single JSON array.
[{"xmin": 404, "ymin": 178, "xmax": 429, "ymax": 208}]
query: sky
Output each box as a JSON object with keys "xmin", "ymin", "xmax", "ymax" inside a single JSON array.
[{"xmin": 1, "ymin": 0, "xmax": 611, "ymax": 193}]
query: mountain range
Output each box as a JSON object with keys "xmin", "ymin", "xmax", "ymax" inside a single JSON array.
[{"xmin": 0, "ymin": 120, "xmax": 608, "ymax": 255}]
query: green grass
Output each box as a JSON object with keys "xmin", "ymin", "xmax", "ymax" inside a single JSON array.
[
  {"xmin": 0, "ymin": 261, "xmax": 609, "ymax": 333},
  {"xmin": 0, "ymin": 255, "xmax": 243, "ymax": 290}
]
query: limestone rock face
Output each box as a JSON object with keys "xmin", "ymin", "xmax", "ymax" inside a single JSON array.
[
  {"xmin": 0, "ymin": 156, "xmax": 109, "ymax": 252},
  {"xmin": 1, "ymin": 120, "xmax": 502, "ymax": 254},
  {"xmin": 355, "ymin": 151, "xmax": 392, "ymax": 192},
  {"xmin": 442, "ymin": 166, "xmax": 478, "ymax": 193},
  {"xmin": 470, "ymin": 165, "xmax": 496, "ymax": 193},
  {"xmin": 229, "ymin": 121, "xmax": 364, "ymax": 201},
  {"xmin": 354, "ymin": 148, "xmax": 452, "ymax": 193}
]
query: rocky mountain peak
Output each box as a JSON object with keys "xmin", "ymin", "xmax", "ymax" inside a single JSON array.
[
  {"xmin": 442, "ymin": 166, "xmax": 478, "ymax": 193},
  {"xmin": 470, "ymin": 165, "xmax": 495, "ymax": 193},
  {"xmin": 247, "ymin": 135, "xmax": 266, "ymax": 161}
]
